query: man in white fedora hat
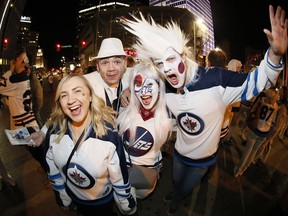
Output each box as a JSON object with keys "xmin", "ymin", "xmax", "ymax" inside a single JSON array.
[{"xmin": 84, "ymin": 37, "xmax": 130, "ymax": 113}]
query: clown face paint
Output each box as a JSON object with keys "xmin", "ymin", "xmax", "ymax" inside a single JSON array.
[
  {"xmin": 153, "ymin": 47, "xmax": 186, "ymax": 89},
  {"xmin": 134, "ymin": 73, "xmax": 159, "ymax": 110}
]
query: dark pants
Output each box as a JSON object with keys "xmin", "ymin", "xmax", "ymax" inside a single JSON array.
[{"xmin": 76, "ymin": 200, "xmax": 117, "ymax": 216}]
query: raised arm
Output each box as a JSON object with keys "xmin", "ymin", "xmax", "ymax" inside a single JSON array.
[{"xmin": 265, "ymin": 5, "xmax": 288, "ymax": 65}]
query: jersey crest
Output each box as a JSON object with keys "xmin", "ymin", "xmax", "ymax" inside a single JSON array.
[
  {"xmin": 124, "ymin": 126, "xmax": 154, "ymax": 157},
  {"xmin": 177, "ymin": 112, "xmax": 204, "ymax": 135},
  {"xmin": 66, "ymin": 163, "xmax": 95, "ymax": 189}
]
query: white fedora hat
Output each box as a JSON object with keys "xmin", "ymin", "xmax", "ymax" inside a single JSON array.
[{"xmin": 94, "ymin": 37, "xmax": 127, "ymax": 59}]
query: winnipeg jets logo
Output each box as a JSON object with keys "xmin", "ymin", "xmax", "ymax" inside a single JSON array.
[
  {"xmin": 177, "ymin": 112, "xmax": 204, "ymax": 135},
  {"xmin": 124, "ymin": 127, "xmax": 153, "ymax": 157},
  {"xmin": 66, "ymin": 163, "xmax": 95, "ymax": 189}
]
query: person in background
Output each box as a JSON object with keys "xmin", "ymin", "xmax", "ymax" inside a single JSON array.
[
  {"xmin": 26, "ymin": 66, "xmax": 44, "ymax": 128},
  {"xmin": 227, "ymin": 59, "xmax": 243, "ymax": 130},
  {"xmin": 234, "ymin": 88, "xmax": 279, "ymax": 177},
  {"xmin": 121, "ymin": 5, "xmax": 287, "ymax": 215},
  {"xmin": 227, "ymin": 59, "xmax": 243, "ymax": 72},
  {"xmin": 257, "ymin": 86, "xmax": 287, "ymax": 162},
  {"xmin": 221, "ymin": 59, "xmax": 243, "ymax": 142},
  {"xmin": 72, "ymin": 66, "xmax": 84, "ymax": 75},
  {"xmin": 261, "ymin": 86, "xmax": 288, "ymax": 197},
  {"xmin": 47, "ymin": 73, "xmax": 54, "ymax": 92},
  {"xmin": 205, "ymin": 48, "xmax": 227, "ymax": 68},
  {"xmin": 117, "ymin": 63, "xmax": 172, "ymax": 199},
  {"xmin": 0, "ymin": 52, "xmax": 48, "ymax": 174},
  {"xmin": 278, "ymin": 85, "xmax": 288, "ymax": 141},
  {"xmin": 44, "ymin": 74, "xmax": 137, "ymax": 216}
]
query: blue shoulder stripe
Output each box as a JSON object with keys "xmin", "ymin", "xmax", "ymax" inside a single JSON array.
[{"xmin": 241, "ymin": 68, "xmax": 259, "ymax": 101}]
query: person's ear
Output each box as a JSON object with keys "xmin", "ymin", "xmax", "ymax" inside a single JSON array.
[{"xmin": 96, "ymin": 62, "xmax": 100, "ymax": 71}]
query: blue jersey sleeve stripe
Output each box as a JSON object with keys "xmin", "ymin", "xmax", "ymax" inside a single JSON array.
[
  {"xmin": 253, "ymin": 68, "xmax": 259, "ymax": 95},
  {"xmin": 48, "ymin": 173, "xmax": 62, "ymax": 181},
  {"xmin": 52, "ymin": 184, "xmax": 66, "ymax": 190},
  {"xmin": 241, "ymin": 73, "xmax": 250, "ymax": 101},
  {"xmin": 266, "ymin": 48, "xmax": 283, "ymax": 69},
  {"xmin": 113, "ymin": 182, "xmax": 131, "ymax": 190}
]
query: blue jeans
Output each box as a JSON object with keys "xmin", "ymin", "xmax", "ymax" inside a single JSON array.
[{"xmin": 171, "ymin": 155, "xmax": 209, "ymax": 204}]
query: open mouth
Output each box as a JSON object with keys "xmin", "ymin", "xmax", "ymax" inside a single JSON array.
[
  {"xmin": 167, "ymin": 74, "xmax": 178, "ymax": 85},
  {"xmin": 141, "ymin": 95, "xmax": 152, "ymax": 105},
  {"xmin": 69, "ymin": 105, "xmax": 81, "ymax": 115}
]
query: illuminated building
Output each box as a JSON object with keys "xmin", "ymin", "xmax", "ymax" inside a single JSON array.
[
  {"xmin": 149, "ymin": 0, "xmax": 215, "ymax": 56},
  {"xmin": 18, "ymin": 16, "xmax": 40, "ymax": 67}
]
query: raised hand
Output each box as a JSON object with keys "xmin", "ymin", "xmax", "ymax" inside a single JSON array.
[{"xmin": 264, "ymin": 5, "xmax": 288, "ymax": 64}]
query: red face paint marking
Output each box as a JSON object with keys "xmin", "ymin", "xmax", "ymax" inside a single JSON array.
[
  {"xmin": 134, "ymin": 74, "xmax": 143, "ymax": 87},
  {"xmin": 178, "ymin": 62, "xmax": 185, "ymax": 74}
]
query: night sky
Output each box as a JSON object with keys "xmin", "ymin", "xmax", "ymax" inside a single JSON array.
[{"xmin": 23, "ymin": 0, "xmax": 287, "ymax": 69}]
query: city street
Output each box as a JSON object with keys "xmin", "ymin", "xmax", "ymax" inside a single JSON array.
[{"xmin": 0, "ymin": 76, "xmax": 287, "ymax": 216}]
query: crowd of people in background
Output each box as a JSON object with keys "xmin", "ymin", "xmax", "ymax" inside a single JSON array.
[{"xmin": 0, "ymin": 4, "xmax": 287, "ymax": 216}]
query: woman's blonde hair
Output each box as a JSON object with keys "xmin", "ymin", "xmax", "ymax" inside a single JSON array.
[
  {"xmin": 117, "ymin": 62, "xmax": 172, "ymax": 149},
  {"xmin": 47, "ymin": 74, "xmax": 116, "ymax": 143}
]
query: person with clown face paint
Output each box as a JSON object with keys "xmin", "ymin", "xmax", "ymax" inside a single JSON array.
[
  {"xmin": 117, "ymin": 63, "xmax": 172, "ymax": 199},
  {"xmin": 120, "ymin": 5, "xmax": 287, "ymax": 215}
]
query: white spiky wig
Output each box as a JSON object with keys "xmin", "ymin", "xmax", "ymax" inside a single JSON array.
[
  {"xmin": 117, "ymin": 62, "xmax": 172, "ymax": 149},
  {"xmin": 121, "ymin": 13, "xmax": 191, "ymax": 63}
]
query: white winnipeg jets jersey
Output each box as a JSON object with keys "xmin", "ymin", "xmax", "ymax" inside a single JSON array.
[
  {"xmin": 254, "ymin": 95, "xmax": 278, "ymax": 133},
  {"xmin": 0, "ymin": 70, "xmax": 38, "ymax": 130},
  {"xmin": 166, "ymin": 51, "xmax": 282, "ymax": 163},
  {"xmin": 45, "ymin": 124, "xmax": 135, "ymax": 210},
  {"xmin": 121, "ymin": 113, "xmax": 163, "ymax": 169}
]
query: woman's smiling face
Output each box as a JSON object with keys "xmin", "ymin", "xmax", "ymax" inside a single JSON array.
[{"xmin": 59, "ymin": 76, "xmax": 91, "ymax": 125}]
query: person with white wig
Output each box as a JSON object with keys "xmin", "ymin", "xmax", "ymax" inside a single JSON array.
[
  {"xmin": 120, "ymin": 5, "xmax": 287, "ymax": 215},
  {"xmin": 117, "ymin": 62, "xmax": 172, "ymax": 199}
]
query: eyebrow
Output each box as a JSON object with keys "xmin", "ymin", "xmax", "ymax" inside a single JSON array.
[
  {"xmin": 72, "ymin": 86, "xmax": 83, "ymax": 91},
  {"xmin": 100, "ymin": 56, "xmax": 123, "ymax": 61},
  {"xmin": 60, "ymin": 86, "xmax": 83, "ymax": 94}
]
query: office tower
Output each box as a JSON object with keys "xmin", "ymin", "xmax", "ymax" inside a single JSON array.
[{"xmin": 149, "ymin": 0, "xmax": 215, "ymax": 56}]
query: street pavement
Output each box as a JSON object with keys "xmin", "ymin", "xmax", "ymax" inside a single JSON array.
[{"xmin": 0, "ymin": 76, "xmax": 287, "ymax": 216}]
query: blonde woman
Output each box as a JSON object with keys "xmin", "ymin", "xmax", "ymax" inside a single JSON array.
[
  {"xmin": 44, "ymin": 74, "xmax": 136, "ymax": 216},
  {"xmin": 117, "ymin": 63, "xmax": 172, "ymax": 199}
]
